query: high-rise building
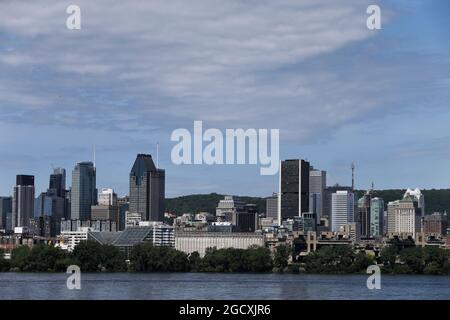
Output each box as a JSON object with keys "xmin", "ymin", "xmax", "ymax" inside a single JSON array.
[
  {"xmin": 387, "ymin": 188, "xmax": 424, "ymax": 237},
  {"xmin": 34, "ymin": 192, "xmax": 53, "ymax": 218},
  {"xmin": 91, "ymin": 205, "xmax": 119, "ymax": 224},
  {"xmin": 358, "ymin": 190, "xmax": 373, "ymax": 238},
  {"xmin": 309, "ymin": 168, "xmax": 326, "ymax": 221},
  {"xmin": 71, "ymin": 162, "xmax": 97, "ymax": 221},
  {"xmin": 117, "ymin": 196, "xmax": 129, "ymax": 231},
  {"xmin": 129, "ymin": 154, "xmax": 165, "ymax": 222},
  {"xmin": 98, "ymin": 188, "xmax": 118, "ymax": 206},
  {"xmin": 0, "ymin": 197, "xmax": 12, "ymax": 231},
  {"xmin": 423, "ymin": 212, "xmax": 447, "ymax": 236},
  {"xmin": 370, "ymin": 197, "xmax": 384, "ymax": 237},
  {"xmin": 12, "ymin": 175, "xmax": 35, "ymax": 228},
  {"xmin": 265, "ymin": 193, "xmax": 278, "ymax": 220},
  {"xmin": 48, "ymin": 168, "xmax": 66, "ymax": 198},
  {"xmin": 403, "ymin": 188, "xmax": 425, "ymax": 218},
  {"xmin": 232, "ymin": 204, "xmax": 258, "ymax": 232},
  {"xmin": 216, "ymin": 195, "xmax": 245, "ymax": 222},
  {"xmin": 331, "ymin": 190, "xmax": 354, "ymax": 232},
  {"xmin": 323, "ymin": 185, "xmax": 353, "ymax": 221},
  {"xmin": 387, "ymin": 197, "xmax": 420, "ymax": 236},
  {"xmin": 278, "ymin": 159, "xmax": 310, "ymax": 224}
]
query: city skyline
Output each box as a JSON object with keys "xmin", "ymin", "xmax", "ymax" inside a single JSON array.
[
  {"xmin": 1, "ymin": 0, "xmax": 450, "ymax": 197},
  {"xmin": 0, "ymin": 153, "xmax": 450, "ymax": 200}
]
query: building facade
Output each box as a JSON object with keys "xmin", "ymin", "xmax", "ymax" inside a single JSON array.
[
  {"xmin": 331, "ymin": 190, "xmax": 354, "ymax": 232},
  {"xmin": 98, "ymin": 188, "xmax": 118, "ymax": 206},
  {"xmin": 129, "ymin": 154, "xmax": 165, "ymax": 222},
  {"xmin": 216, "ymin": 195, "xmax": 245, "ymax": 222},
  {"xmin": 71, "ymin": 162, "xmax": 97, "ymax": 221},
  {"xmin": 309, "ymin": 168, "xmax": 326, "ymax": 221},
  {"xmin": 0, "ymin": 197, "xmax": 12, "ymax": 231},
  {"xmin": 278, "ymin": 159, "xmax": 310, "ymax": 224},
  {"xmin": 370, "ymin": 197, "xmax": 384, "ymax": 237},
  {"xmin": 423, "ymin": 212, "xmax": 447, "ymax": 235},
  {"xmin": 12, "ymin": 175, "xmax": 35, "ymax": 228},
  {"xmin": 175, "ymin": 232, "xmax": 265, "ymax": 257},
  {"xmin": 265, "ymin": 193, "xmax": 278, "ymax": 220}
]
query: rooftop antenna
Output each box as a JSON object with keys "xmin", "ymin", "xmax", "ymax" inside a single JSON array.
[
  {"xmin": 156, "ymin": 142, "xmax": 159, "ymax": 169},
  {"xmin": 93, "ymin": 144, "xmax": 96, "ymax": 168},
  {"xmin": 351, "ymin": 162, "xmax": 355, "ymax": 190}
]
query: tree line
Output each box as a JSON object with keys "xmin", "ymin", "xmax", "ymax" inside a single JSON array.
[{"xmin": 1, "ymin": 241, "xmax": 449, "ymax": 274}]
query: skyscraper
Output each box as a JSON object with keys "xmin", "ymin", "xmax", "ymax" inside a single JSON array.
[
  {"xmin": 278, "ymin": 159, "xmax": 310, "ymax": 224},
  {"xmin": 358, "ymin": 190, "xmax": 373, "ymax": 238},
  {"xmin": 98, "ymin": 188, "xmax": 118, "ymax": 206},
  {"xmin": 0, "ymin": 197, "xmax": 12, "ymax": 231},
  {"xmin": 48, "ymin": 167, "xmax": 66, "ymax": 198},
  {"xmin": 309, "ymin": 168, "xmax": 326, "ymax": 221},
  {"xmin": 370, "ymin": 197, "xmax": 384, "ymax": 237},
  {"xmin": 386, "ymin": 188, "xmax": 424, "ymax": 237},
  {"xmin": 12, "ymin": 175, "xmax": 35, "ymax": 228},
  {"xmin": 387, "ymin": 198, "xmax": 417, "ymax": 236},
  {"xmin": 265, "ymin": 193, "xmax": 278, "ymax": 219},
  {"xmin": 331, "ymin": 190, "xmax": 354, "ymax": 232},
  {"xmin": 129, "ymin": 154, "xmax": 165, "ymax": 222},
  {"xmin": 323, "ymin": 185, "xmax": 353, "ymax": 221},
  {"xmin": 216, "ymin": 195, "xmax": 245, "ymax": 222},
  {"xmin": 71, "ymin": 162, "xmax": 97, "ymax": 220}
]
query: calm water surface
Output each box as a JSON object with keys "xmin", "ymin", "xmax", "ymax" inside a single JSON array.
[{"xmin": 0, "ymin": 273, "xmax": 449, "ymax": 300}]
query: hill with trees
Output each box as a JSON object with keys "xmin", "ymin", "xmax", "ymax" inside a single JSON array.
[{"xmin": 166, "ymin": 189, "xmax": 450, "ymax": 216}]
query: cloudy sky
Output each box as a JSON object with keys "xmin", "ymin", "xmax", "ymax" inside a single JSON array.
[{"xmin": 0, "ymin": 0, "xmax": 449, "ymax": 197}]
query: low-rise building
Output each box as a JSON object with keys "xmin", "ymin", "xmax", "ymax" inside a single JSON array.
[
  {"xmin": 58, "ymin": 228, "xmax": 89, "ymax": 252},
  {"xmin": 175, "ymin": 231, "xmax": 264, "ymax": 257}
]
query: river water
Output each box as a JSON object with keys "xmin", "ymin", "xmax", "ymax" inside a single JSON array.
[{"xmin": 0, "ymin": 273, "xmax": 448, "ymax": 300}]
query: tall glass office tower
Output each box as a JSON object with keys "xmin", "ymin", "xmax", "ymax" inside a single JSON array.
[
  {"xmin": 12, "ymin": 175, "xmax": 35, "ymax": 227},
  {"xmin": 71, "ymin": 162, "xmax": 97, "ymax": 220},
  {"xmin": 129, "ymin": 154, "xmax": 165, "ymax": 222},
  {"xmin": 370, "ymin": 197, "xmax": 384, "ymax": 237}
]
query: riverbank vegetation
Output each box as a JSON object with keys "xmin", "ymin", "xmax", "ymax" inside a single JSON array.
[{"xmin": 0, "ymin": 242, "xmax": 449, "ymax": 275}]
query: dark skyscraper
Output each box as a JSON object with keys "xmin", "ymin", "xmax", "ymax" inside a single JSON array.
[
  {"xmin": 129, "ymin": 154, "xmax": 165, "ymax": 222},
  {"xmin": 12, "ymin": 175, "xmax": 35, "ymax": 228},
  {"xmin": 0, "ymin": 197, "xmax": 12, "ymax": 231},
  {"xmin": 278, "ymin": 159, "xmax": 310, "ymax": 223},
  {"xmin": 48, "ymin": 167, "xmax": 66, "ymax": 197},
  {"xmin": 71, "ymin": 162, "xmax": 97, "ymax": 220}
]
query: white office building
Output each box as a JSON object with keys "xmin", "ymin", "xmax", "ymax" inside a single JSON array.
[
  {"xmin": 216, "ymin": 196, "xmax": 245, "ymax": 222},
  {"xmin": 331, "ymin": 191, "xmax": 355, "ymax": 232},
  {"xmin": 175, "ymin": 232, "xmax": 264, "ymax": 257},
  {"xmin": 98, "ymin": 188, "xmax": 118, "ymax": 206},
  {"xmin": 59, "ymin": 228, "xmax": 89, "ymax": 251}
]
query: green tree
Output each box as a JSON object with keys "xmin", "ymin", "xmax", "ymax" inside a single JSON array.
[
  {"xmin": 273, "ymin": 244, "xmax": 290, "ymax": 270},
  {"xmin": 129, "ymin": 244, "xmax": 190, "ymax": 272},
  {"xmin": 379, "ymin": 245, "xmax": 398, "ymax": 273},
  {"xmin": 399, "ymin": 247, "xmax": 424, "ymax": 274},
  {"xmin": 246, "ymin": 246, "xmax": 273, "ymax": 273},
  {"xmin": 72, "ymin": 240, "xmax": 126, "ymax": 272},
  {"xmin": 0, "ymin": 249, "xmax": 10, "ymax": 272},
  {"xmin": 10, "ymin": 246, "xmax": 31, "ymax": 271},
  {"xmin": 188, "ymin": 251, "xmax": 202, "ymax": 272}
]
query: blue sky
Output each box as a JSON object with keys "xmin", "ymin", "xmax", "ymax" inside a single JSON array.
[{"xmin": 0, "ymin": 0, "xmax": 449, "ymax": 197}]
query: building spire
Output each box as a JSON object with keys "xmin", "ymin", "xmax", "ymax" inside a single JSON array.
[
  {"xmin": 156, "ymin": 142, "xmax": 159, "ymax": 169},
  {"xmin": 351, "ymin": 162, "xmax": 355, "ymax": 190}
]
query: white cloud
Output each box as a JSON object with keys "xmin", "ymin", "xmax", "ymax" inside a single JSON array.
[{"xmin": 0, "ymin": 0, "xmax": 384, "ymax": 138}]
